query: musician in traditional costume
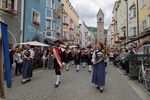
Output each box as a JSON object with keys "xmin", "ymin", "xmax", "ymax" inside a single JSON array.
[
  {"xmin": 53, "ymin": 40, "xmax": 64, "ymax": 88},
  {"xmin": 64, "ymin": 46, "xmax": 70, "ymax": 71},
  {"xmin": 102, "ymin": 45, "xmax": 110, "ymax": 73},
  {"xmin": 91, "ymin": 42, "xmax": 106, "ymax": 93},
  {"xmin": 22, "ymin": 44, "xmax": 35, "ymax": 84},
  {"xmin": 70, "ymin": 48, "xmax": 75, "ymax": 65},
  {"xmin": 74, "ymin": 45, "xmax": 81, "ymax": 72},
  {"xmin": 81, "ymin": 48, "xmax": 86, "ymax": 68},
  {"xmin": 87, "ymin": 45, "xmax": 93, "ymax": 73}
]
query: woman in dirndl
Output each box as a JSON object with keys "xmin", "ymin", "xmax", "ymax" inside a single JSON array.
[{"xmin": 91, "ymin": 42, "xmax": 106, "ymax": 93}]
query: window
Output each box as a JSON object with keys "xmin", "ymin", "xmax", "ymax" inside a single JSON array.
[
  {"xmin": 141, "ymin": 0, "xmax": 146, "ymax": 8},
  {"xmin": 131, "ymin": 27, "xmax": 136, "ymax": 36},
  {"xmin": 46, "ymin": 19, "xmax": 52, "ymax": 30},
  {"xmin": 32, "ymin": 10, "xmax": 40, "ymax": 27},
  {"xmin": 56, "ymin": 26, "xmax": 60, "ymax": 33},
  {"xmin": 46, "ymin": 0, "xmax": 52, "ymax": 8},
  {"xmin": 133, "ymin": 8, "xmax": 136, "ymax": 17},
  {"xmin": 2, "ymin": 0, "xmax": 14, "ymax": 9},
  {"xmin": 142, "ymin": 20, "xmax": 146, "ymax": 32},
  {"xmin": 148, "ymin": 15, "xmax": 150, "ymax": 27},
  {"xmin": 63, "ymin": 32, "xmax": 67, "ymax": 39},
  {"xmin": 64, "ymin": 16, "xmax": 68, "ymax": 23}
]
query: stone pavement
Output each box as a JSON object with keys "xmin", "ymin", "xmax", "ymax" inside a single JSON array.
[{"xmin": 1, "ymin": 64, "xmax": 150, "ymax": 100}]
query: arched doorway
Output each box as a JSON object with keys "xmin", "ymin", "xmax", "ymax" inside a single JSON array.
[{"xmin": 8, "ymin": 31, "xmax": 17, "ymax": 46}]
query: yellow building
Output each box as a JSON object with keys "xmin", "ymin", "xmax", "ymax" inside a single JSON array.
[
  {"xmin": 138, "ymin": 0, "xmax": 150, "ymax": 45},
  {"xmin": 61, "ymin": 0, "xmax": 80, "ymax": 45}
]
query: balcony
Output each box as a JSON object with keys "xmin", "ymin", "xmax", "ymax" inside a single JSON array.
[{"xmin": 0, "ymin": 8, "xmax": 18, "ymax": 16}]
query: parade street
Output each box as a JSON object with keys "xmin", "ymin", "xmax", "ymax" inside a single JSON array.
[{"xmin": 1, "ymin": 64, "xmax": 150, "ymax": 100}]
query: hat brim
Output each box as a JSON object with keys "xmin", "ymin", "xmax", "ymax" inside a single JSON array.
[{"xmin": 54, "ymin": 40, "xmax": 62, "ymax": 44}]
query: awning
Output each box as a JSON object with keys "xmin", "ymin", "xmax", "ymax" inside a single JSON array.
[{"xmin": 123, "ymin": 30, "xmax": 150, "ymax": 45}]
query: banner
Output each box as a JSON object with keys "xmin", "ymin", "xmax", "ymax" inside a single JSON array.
[
  {"xmin": 0, "ymin": 22, "xmax": 5, "ymax": 98},
  {"xmin": 1, "ymin": 22, "xmax": 12, "ymax": 90},
  {"xmin": 53, "ymin": 48, "xmax": 64, "ymax": 71}
]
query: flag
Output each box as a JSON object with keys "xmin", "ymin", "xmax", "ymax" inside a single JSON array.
[
  {"xmin": 0, "ymin": 22, "xmax": 5, "ymax": 99},
  {"xmin": 1, "ymin": 22, "xmax": 12, "ymax": 90}
]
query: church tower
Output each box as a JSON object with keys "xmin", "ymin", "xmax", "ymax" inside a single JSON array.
[{"xmin": 97, "ymin": 9, "xmax": 105, "ymax": 44}]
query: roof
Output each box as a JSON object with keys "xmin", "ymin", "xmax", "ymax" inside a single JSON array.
[
  {"xmin": 97, "ymin": 8, "xmax": 104, "ymax": 16},
  {"xmin": 88, "ymin": 27, "xmax": 97, "ymax": 32}
]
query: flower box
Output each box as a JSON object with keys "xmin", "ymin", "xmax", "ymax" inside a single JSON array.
[
  {"xmin": 33, "ymin": 21, "xmax": 40, "ymax": 26},
  {"xmin": 4, "ymin": 8, "xmax": 18, "ymax": 16},
  {"xmin": 119, "ymin": 36, "xmax": 126, "ymax": 40},
  {"xmin": 63, "ymin": 22, "xmax": 69, "ymax": 26}
]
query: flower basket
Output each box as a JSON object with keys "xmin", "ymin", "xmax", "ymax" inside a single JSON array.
[
  {"xmin": 63, "ymin": 22, "xmax": 69, "ymax": 26},
  {"xmin": 56, "ymin": 32, "xmax": 60, "ymax": 35},
  {"xmin": 119, "ymin": 36, "xmax": 126, "ymax": 40},
  {"xmin": 33, "ymin": 21, "xmax": 40, "ymax": 26},
  {"xmin": 4, "ymin": 8, "xmax": 18, "ymax": 16}
]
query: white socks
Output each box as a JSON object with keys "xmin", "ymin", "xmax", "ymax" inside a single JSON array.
[
  {"xmin": 77, "ymin": 65, "xmax": 80, "ymax": 70},
  {"xmin": 56, "ymin": 75, "xmax": 60, "ymax": 85},
  {"xmin": 66, "ymin": 63, "xmax": 69, "ymax": 70},
  {"xmin": 89, "ymin": 65, "xmax": 92, "ymax": 71}
]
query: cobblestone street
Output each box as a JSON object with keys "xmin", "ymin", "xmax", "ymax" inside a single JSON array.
[{"xmin": 1, "ymin": 64, "xmax": 150, "ymax": 100}]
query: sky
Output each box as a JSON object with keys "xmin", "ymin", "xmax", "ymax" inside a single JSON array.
[{"xmin": 69, "ymin": 0, "xmax": 117, "ymax": 29}]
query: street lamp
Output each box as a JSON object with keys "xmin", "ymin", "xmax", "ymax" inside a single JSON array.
[{"xmin": 124, "ymin": 0, "xmax": 128, "ymax": 43}]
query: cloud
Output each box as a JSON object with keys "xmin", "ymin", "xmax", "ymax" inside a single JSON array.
[{"xmin": 69, "ymin": 0, "xmax": 116, "ymax": 29}]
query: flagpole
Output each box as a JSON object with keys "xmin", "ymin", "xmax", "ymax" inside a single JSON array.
[{"xmin": 0, "ymin": 21, "xmax": 5, "ymax": 99}]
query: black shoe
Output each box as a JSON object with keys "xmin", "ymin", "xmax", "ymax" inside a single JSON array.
[
  {"xmin": 77, "ymin": 70, "xmax": 79, "ymax": 72},
  {"xmin": 97, "ymin": 86, "xmax": 100, "ymax": 89},
  {"xmin": 88, "ymin": 70, "xmax": 91, "ymax": 73},
  {"xmin": 100, "ymin": 89, "xmax": 103, "ymax": 93},
  {"xmin": 55, "ymin": 84, "xmax": 59, "ymax": 88},
  {"xmin": 66, "ymin": 69, "xmax": 69, "ymax": 71},
  {"xmin": 21, "ymin": 81, "xmax": 26, "ymax": 84},
  {"xmin": 58, "ymin": 81, "xmax": 61, "ymax": 84},
  {"xmin": 26, "ymin": 78, "xmax": 31, "ymax": 82}
]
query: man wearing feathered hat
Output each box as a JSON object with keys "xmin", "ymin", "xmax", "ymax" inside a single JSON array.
[
  {"xmin": 74, "ymin": 45, "xmax": 81, "ymax": 72},
  {"xmin": 63, "ymin": 46, "xmax": 70, "ymax": 71},
  {"xmin": 87, "ymin": 45, "xmax": 93, "ymax": 73},
  {"xmin": 53, "ymin": 40, "xmax": 64, "ymax": 88}
]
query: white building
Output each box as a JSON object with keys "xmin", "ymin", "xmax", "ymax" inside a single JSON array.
[
  {"xmin": 79, "ymin": 20, "xmax": 95, "ymax": 47},
  {"xmin": 107, "ymin": 24, "xmax": 114, "ymax": 48}
]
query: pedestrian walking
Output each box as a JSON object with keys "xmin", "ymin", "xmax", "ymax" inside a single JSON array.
[{"xmin": 91, "ymin": 42, "xmax": 106, "ymax": 93}]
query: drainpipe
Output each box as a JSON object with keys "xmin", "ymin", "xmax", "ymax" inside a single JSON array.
[
  {"xmin": 136, "ymin": 0, "xmax": 140, "ymax": 43},
  {"xmin": 20, "ymin": 0, "xmax": 25, "ymax": 44},
  {"xmin": 124, "ymin": 0, "xmax": 128, "ymax": 44}
]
